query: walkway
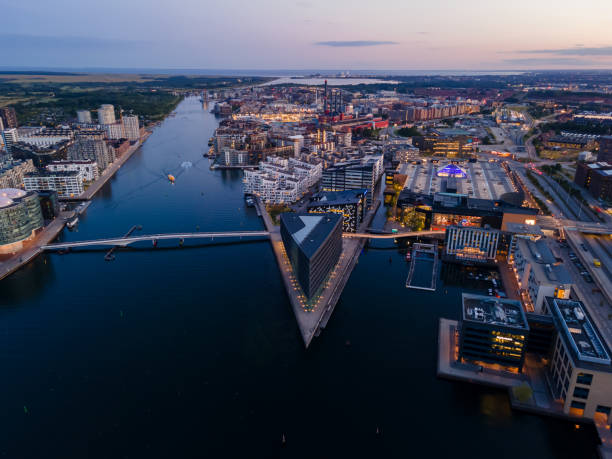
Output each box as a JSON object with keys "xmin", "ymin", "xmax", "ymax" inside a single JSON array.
[
  {"xmin": 41, "ymin": 231, "xmax": 270, "ymax": 250},
  {"xmin": 344, "ymin": 230, "xmax": 444, "ymax": 239}
]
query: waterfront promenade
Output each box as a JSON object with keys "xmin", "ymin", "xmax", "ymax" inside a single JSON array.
[
  {"xmin": 257, "ymin": 196, "xmax": 379, "ymax": 347},
  {"xmin": 0, "ymin": 211, "xmax": 71, "ymax": 281},
  {"xmin": 0, "ymin": 130, "xmax": 153, "ymax": 280}
]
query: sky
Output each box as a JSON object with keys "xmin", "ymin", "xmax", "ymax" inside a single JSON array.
[{"xmin": 2, "ymin": 0, "xmax": 612, "ymax": 71}]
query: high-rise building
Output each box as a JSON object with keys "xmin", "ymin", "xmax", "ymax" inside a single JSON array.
[
  {"xmin": 97, "ymin": 104, "xmax": 116, "ymax": 125},
  {"xmin": 105, "ymin": 122, "xmax": 124, "ymax": 140},
  {"xmin": 280, "ymin": 212, "xmax": 343, "ymax": 299},
  {"xmin": 76, "ymin": 110, "xmax": 93, "ymax": 124},
  {"xmin": 122, "ymin": 115, "xmax": 140, "ymax": 141},
  {"xmin": 0, "ymin": 188, "xmax": 44, "ymax": 253},
  {"xmin": 0, "ymin": 107, "xmax": 18, "ymax": 129},
  {"xmin": 321, "ymin": 155, "xmax": 383, "ymax": 205},
  {"xmin": 1, "ymin": 128, "xmax": 19, "ymax": 153},
  {"xmin": 69, "ymin": 131, "xmax": 114, "ymax": 171}
]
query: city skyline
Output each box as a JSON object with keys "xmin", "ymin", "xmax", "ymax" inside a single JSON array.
[{"xmin": 3, "ymin": 0, "xmax": 612, "ymax": 70}]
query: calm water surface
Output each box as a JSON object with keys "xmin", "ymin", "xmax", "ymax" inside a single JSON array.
[{"xmin": 0, "ymin": 97, "xmax": 599, "ymax": 458}]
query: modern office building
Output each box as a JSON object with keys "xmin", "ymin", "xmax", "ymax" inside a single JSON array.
[
  {"xmin": 280, "ymin": 212, "xmax": 343, "ymax": 299},
  {"xmin": 97, "ymin": 104, "xmax": 116, "ymax": 125},
  {"xmin": 398, "ymin": 191, "xmax": 538, "ymax": 231},
  {"xmin": 444, "ymin": 225, "xmax": 500, "ymax": 263},
  {"xmin": 122, "ymin": 115, "xmax": 140, "ymax": 141},
  {"xmin": 243, "ymin": 157, "xmax": 322, "ymax": 204},
  {"xmin": 307, "ymin": 189, "xmax": 367, "ymax": 232},
  {"xmin": 47, "ymin": 160, "xmax": 99, "ymax": 181},
  {"xmin": 543, "ymin": 297, "xmax": 612, "ymax": 425},
  {"xmin": 0, "ymin": 107, "xmax": 18, "ymax": 129},
  {"xmin": 0, "ymin": 159, "xmax": 36, "ymax": 189},
  {"xmin": 23, "ymin": 171, "xmax": 84, "ymax": 197},
  {"xmin": 0, "ymin": 188, "xmax": 44, "ymax": 253},
  {"xmin": 321, "ymin": 154, "xmax": 383, "ymax": 205},
  {"xmin": 459, "ymin": 293, "xmax": 529, "ymax": 371},
  {"xmin": 512, "ymin": 237, "xmax": 573, "ymax": 313},
  {"xmin": 76, "ymin": 110, "xmax": 93, "ymax": 124}
]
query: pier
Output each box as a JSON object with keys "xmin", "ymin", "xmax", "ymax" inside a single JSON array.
[
  {"xmin": 406, "ymin": 243, "xmax": 439, "ymax": 291},
  {"xmin": 255, "ymin": 196, "xmax": 379, "ymax": 347}
]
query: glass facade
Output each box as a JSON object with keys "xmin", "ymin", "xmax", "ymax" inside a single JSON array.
[{"xmin": 0, "ymin": 190, "xmax": 44, "ymax": 246}]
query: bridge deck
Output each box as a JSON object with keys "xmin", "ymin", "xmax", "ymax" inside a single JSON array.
[{"xmin": 42, "ymin": 231, "xmax": 271, "ymax": 250}]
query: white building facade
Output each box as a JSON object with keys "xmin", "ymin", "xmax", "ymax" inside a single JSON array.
[
  {"xmin": 24, "ymin": 171, "xmax": 84, "ymax": 197},
  {"xmin": 47, "ymin": 160, "xmax": 99, "ymax": 181}
]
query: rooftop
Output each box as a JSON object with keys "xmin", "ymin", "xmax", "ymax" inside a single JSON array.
[
  {"xmin": 516, "ymin": 238, "xmax": 573, "ymax": 284},
  {"xmin": 462, "ymin": 293, "xmax": 529, "ymax": 330},
  {"xmin": 280, "ymin": 212, "xmax": 342, "ymax": 258},
  {"xmin": 549, "ymin": 298, "xmax": 611, "ymax": 366},
  {"xmin": 308, "ymin": 189, "xmax": 367, "ymax": 207}
]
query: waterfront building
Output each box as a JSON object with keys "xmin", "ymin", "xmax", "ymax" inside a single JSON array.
[
  {"xmin": 47, "ymin": 160, "xmax": 99, "ymax": 182},
  {"xmin": 444, "ymin": 225, "xmax": 500, "ymax": 263},
  {"xmin": 105, "ymin": 122, "xmax": 125, "ymax": 140},
  {"xmin": 0, "ymin": 107, "xmax": 18, "ymax": 129},
  {"xmin": 69, "ymin": 131, "xmax": 114, "ymax": 171},
  {"xmin": 2, "ymin": 128, "xmax": 19, "ymax": 153},
  {"xmin": 0, "ymin": 188, "xmax": 44, "ymax": 254},
  {"xmin": 76, "ymin": 110, "xmax": 93, "ymax": 124},
  {"xmin": 542, "ymin": 297, "xmax": 612, "ymax": 425},
  {"xmin": 458, "ymin": 293, "xmax": 529, "ymax": 371},
  {"xmin": 280, "ymin": 212, "xmax": 343, "ymax": 299},
  {"xmin": 307, "ymin": 189, "xmax": 367, "ymax": 233},
  {"xmin": 122, "ymin": 115, "xmax": 140, "ymax": 141},
  {"xmin": 512, "ymin": 238, "xmax": 573, "ymax": 313},
  {"xmin": 243, "ymin": 157, "xmax": 322, "ymax": 204},
  {"xmin": 0, "ymin": 159, "xmax": 35, "ymax": 189},
  {"xmin": 97, "ymin": 104, "xmax": 116, "ymax": 125},
  {"xmin": 321, "ymin": 154, "xmax": 383, "ymax": 205},
  {"xmin": 24, "ymin": 170, "xmax": 84, "ymax": 198}
]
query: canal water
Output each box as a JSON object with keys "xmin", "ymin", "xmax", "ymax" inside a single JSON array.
[{"xmin": 0, "ymin": 97, "xmax": 600, "ymax": 458}]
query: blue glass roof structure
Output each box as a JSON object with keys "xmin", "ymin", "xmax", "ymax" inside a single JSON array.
[{"xmin": 437, "ymin": 164, "xmax": 467, "ymax": 178}]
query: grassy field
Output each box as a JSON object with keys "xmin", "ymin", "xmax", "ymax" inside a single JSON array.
[
  {"xmin": 539, "ymin": 149, "xmax": 579, "ymax": 161},
  {"xmin": 0, "ymin": 73, "xmax": 158, "ymax": 84},
  {"xmin": 0, "ymin": 72, "xmax": 272, "ymax": 124}
]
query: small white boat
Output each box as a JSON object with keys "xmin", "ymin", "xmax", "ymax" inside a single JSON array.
[{"xmin": 67, "ymin": 217, "xmax": 79, "ymax": 229}]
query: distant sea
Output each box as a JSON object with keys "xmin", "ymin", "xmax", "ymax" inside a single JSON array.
[{"xmin": 0, "ymin": 67, "xmax": 525, "ymax": 77}]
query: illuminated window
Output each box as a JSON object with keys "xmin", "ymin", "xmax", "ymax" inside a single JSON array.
[{"xmin": 525, "ymin": 219, "xmax": 535, "ymax": 225}]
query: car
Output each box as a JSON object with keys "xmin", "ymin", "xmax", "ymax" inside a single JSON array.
[
  {"xmin": 569, "ymin": 252, "xmax": 576, "ymax": 257},
  {"xmin": 584, "ymin": 275, "xmax": 594, "ymax": 283}
]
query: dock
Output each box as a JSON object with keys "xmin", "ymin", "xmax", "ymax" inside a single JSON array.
[
  {"xmin": 437, "ymin": 318, "xmax": 612, "ymax": 459},
  {"xmin": 406, "ymin": 243, "xmax": 439, "ymax": 291}
]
